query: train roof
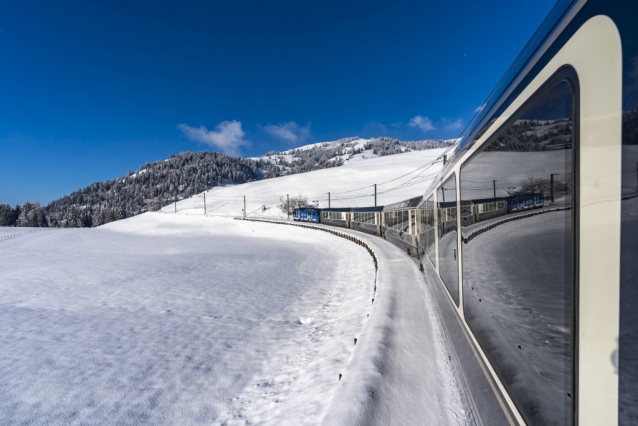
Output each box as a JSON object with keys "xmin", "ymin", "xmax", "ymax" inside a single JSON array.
[
  {"xmin": 320, "ymin": 207, "xmax": 351, "ymax": 212},
  {"xmin": 506, "ymin": 193, "xmax": 544, "ymax": 200},
  {"xmin": 423, "ymin": 0, "xmax": 579, "ymax": 196},
  {"xmin": 438, "ymin": 201, "xmax": 457, "ymax": 208},
  {"xmin": 471, "ymin": 197, "xmax": 507, "ymax": 204},
  {"xmin": 383, "ymin": 195, "xmax": 423, "ymax": 211},
  {"xmin": 350, "ymin": 206, "xmax": 384, "ymax": 212}
]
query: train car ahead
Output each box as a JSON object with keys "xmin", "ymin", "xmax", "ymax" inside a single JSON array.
[{"xmin": 292, "ymin": 207, "xmax": 321, "ymax": 223}]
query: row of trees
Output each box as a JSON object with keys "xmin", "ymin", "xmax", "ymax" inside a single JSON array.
[
  {"xmin": 263, "ymin": 137, "xmax": 452, "ymax": 177},
  {"xmin": 2, "ymin": 151, "xmax": 269, "ymax": 228},
  {"xmin": 0, "ymin": 203, "xmax": 48, "ymax": 227},
  {"xmin": 485, "ymin": 119, "xmax": 573, "ymax": 152},
  {"xmin": 363, "ymin": 137, "xmax": 453, "ymax": 156}
]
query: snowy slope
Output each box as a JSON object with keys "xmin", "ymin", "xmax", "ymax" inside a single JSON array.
[
  {"xmin": 0, "ymin": 214, "xmax": 376, "ymax": 425},
  {"xmin": 166, "ymin": 148, "xmax": 448, "ymax": 218},
  {"xmin": 250, "ymin": 137, "xmax": 452, "ymax": 178},
  {"xmin": 0, "ymin": 146, "xmax": 466, "ymax": 425}
]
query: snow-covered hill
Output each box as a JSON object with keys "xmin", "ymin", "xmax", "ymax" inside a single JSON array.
[
  {"xmin": 252, "ymin": 137, "xmax": 454, "ymax": 178},
  {"xmin": 0, "ymin": 144, "xmax": 467, "ymax": 425},
  {"xmin": 2, "ymin": 137, "xmax": 454, "ymax": 229},
  {"xmin": 166, "ymin": 147, "xmax": 450, "ymax": 218}
]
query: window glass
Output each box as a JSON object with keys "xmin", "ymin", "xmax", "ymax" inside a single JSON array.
[
  {"xmin": 424, "ymin": 196, "xmax": 436, "ymax": 261},
  {"xmin": 437, "ymin": 174, "xmax": 459, "ymax": 304},
  {"xmin": 411, "ymin": 210, "xmax": 416, "ymax": 233},
  {"xmin": 460, "ymin": 78, "xmax": 575, "ymax": 425}
]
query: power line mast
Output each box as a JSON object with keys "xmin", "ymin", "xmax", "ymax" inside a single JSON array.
[{"xmin": 374, "ymin": 184, "xmax": 377, "ymax": 206}]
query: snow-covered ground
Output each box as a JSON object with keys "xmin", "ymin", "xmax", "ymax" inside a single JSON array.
[
  {"xmin": 1, "ymin": 148, "xmax": 466, "ymax": 425},
  {"xmin": 0, "ymin": 214, "xmax": 378, "ymax": 425},
  {"xmin": 165, "ymin": 148, "xmax": 446, "ymax": 218}
]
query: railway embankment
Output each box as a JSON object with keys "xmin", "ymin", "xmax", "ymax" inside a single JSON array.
[{"xmin": 242, "ymin": 218, "xmax": 468, "ymax": 425}]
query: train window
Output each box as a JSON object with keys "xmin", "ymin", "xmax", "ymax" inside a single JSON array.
[
  {"xmin": 437, "ymin": 174, "xmax": 459, "ymax": 304},
  {"xmin": 425, "ymin": 196, "xmax": 435, "ymax": 261},
  {"xmin": 460, "ymin": 76, "xmax": 575, "ymax": 425}
]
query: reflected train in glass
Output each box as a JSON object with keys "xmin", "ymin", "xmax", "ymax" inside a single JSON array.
[{"xmin": 289, "ymin": 1, "xmax": 636, "ymax": 423}]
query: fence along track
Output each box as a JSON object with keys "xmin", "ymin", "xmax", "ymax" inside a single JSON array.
[
  {"xmin": 462, "ymin": 206, "xmax": 571, "ymax": 244},
  {"xmin": 0, "ymin": 228, "xmax": 58, "ymax": 242},
  {"xmin": 239, "ymin": 217, "xmax": 380, "ymax": 383}
]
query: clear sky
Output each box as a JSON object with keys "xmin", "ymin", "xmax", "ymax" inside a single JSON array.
[{"xmin": 0, "ymin": 0, "xmax": 556, "ymax": 206}]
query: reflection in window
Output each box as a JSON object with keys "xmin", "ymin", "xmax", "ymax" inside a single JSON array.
[
  {"xmin": 425, "ymin": 196, "xmax": 436, "ymax": 261},
  {"xmin": 460, "ymin": 78, "xmax": 575, "ymax": 425},
  {"xmin": 417, "ymin": 196, "xmax": 436, "ymax": 262},
  {"xmin": 438, "ymin": 175, "xmax": 459, "ymax": 304}
]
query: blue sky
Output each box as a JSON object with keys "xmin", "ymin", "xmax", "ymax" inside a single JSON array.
[{"xmin": 0, "ymin": 0, "xmax": 556, "ymax": 206}]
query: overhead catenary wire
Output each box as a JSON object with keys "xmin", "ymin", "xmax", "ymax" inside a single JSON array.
[{"xmin": 168, "ymin": 142, "xmax": 461, "ymax": 213}]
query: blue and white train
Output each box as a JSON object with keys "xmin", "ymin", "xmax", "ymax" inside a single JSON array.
[{"xmin": 291, "ymin": 0, "xmax": 637, "ymax": 424}]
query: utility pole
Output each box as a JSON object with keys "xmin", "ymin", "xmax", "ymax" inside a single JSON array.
[
  {"xmin": 493, "ymin": 180, "xmax": 496, "ymax": 198},
  {"xmin": 328, "ymin": 192, "xmax": 331, "ymax": 208},
  {"xmin": 243, "ymin": 196, "xmax": 246, "ymax": 219},
  {"xmin": 199, "ymin": 193, "xmax": 207, "ymax": 215},
  {"xmin": 174, "ymin": 194, "xmax": 177, "ymax": 213},
  {"xmin": 374, "ymin": 184, "xmax": 377, "ymax": 207},
  {"xmin": 287, "ymin": 194, "xmax": 290, "ymax": 219},
  {"xmin": 550, "ymin": 174, "xmax": 555, "ymax": 203}
]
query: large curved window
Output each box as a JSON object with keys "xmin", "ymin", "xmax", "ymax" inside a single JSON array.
[
  {"xmin": 438, "ymin": 175, "xmax": 459, "ymax": 304},
  {"xmin": 460, "ymin": 73, "xmax": 576, "ymax": 425},
  {"xmin": 418, "ymin": 195, "xmax": 436, "ymax": 262}
]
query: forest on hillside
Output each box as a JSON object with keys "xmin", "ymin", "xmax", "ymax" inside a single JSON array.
[{"xmin": 2, "ymin": 138, "xmax": 450, "ymax": 228}]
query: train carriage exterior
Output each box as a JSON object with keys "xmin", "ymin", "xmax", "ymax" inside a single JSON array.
[
  {"xmin": 282, "ymin": 0, "xmax": 638, "ymax": 426},
  {"xmin": 292, "ymin": 208, "xmax": 321, "ymax": 223},
  {"xmin": 506, "ymin": 193, "xmax": 545, "ymax": 213},
  {"xmin": 288, "ymin": 0, "xmax": 637, "ymax": 423},
  {"xmin": 351, "ymin": 206, "xmax": 383, "ymax": 236},
  {"xmin": 412, "ymin": 1, "xmax": 637, "ymax": 424},
  {"xmin": 320, "ymin": 207, "xmax": 352, "ymax": 228},
  {"xmin": 471, "ymin": 197, "xmax": 508, "ymax": 223},
  {"xmin": 381, "ymin": 196, "xmax": 422, "ymax": 257}
]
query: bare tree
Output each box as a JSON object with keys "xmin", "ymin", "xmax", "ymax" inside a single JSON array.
[{"xmin": 279, "ymin": 194, "xmax": 309, "ymax": 214}]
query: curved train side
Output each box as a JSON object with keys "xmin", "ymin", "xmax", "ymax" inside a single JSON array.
[{"xmin": 291, "ymin": 0, "xmax": 637, "ymax": 424}]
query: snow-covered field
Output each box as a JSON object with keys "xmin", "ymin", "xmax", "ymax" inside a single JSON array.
[
  {"xmin": 1, "ymin": 148, "xmax": 464, "ymax": 425},
  {"xmin": 164, "ymin": 148, "xmax": 447, "ymax": 218},
  {"xmin": 0, "ymin": 214, "xmax": 378, "ymax": 425}
]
